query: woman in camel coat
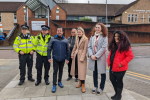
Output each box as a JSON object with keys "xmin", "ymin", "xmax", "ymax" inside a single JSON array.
[{"xmin": 71, "ymin": 27, "xmax": 88, "ymax": 93}]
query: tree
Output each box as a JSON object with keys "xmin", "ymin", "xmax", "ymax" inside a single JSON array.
[
  {"xmin": 80, "ymin": 16, "xmax": 92, "ymax": 22},
  {"xmin": 55, "ymin": 0, "xmax": 68, "ymax": 3}
]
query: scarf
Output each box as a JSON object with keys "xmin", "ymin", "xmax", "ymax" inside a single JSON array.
[{"xmin": 93, "ymin": 32, "xmax": 101, "ymax": 54}]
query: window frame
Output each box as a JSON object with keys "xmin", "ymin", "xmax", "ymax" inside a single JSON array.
[
  {"xmin": 128, "ymin": 14, "xmax": 130, "ymax": 22},
  {"xmin": 56, "ymin": 15, "xmax": 59, "ymax": 20},
  {"xmin": 131, "ymin": 14, "xmax": 134, "ymax": 22},
  {"xmin": 135, "ymin": 14, "xmax": 137, "ymax": 22},
  {"xmin": 24, "ymin": 15, "xmax": 27, "ymax": 22}
]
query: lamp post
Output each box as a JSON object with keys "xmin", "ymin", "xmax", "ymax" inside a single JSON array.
[{"xmin": 106, "ymin": 0, "xmax": 108, "ymax": 25}]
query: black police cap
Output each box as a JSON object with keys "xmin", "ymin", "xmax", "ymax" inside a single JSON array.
[
  {"xmin": 21, "ymin": 25, "xmax": 29, "ymax": 30},
  {"xmin": 41, "ymin": 25, "xmax": 50, "ymax": 30}
]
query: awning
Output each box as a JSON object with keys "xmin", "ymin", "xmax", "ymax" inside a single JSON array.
[{"xmin": 25, "ymin": 0, "xmax": 49, "ymax": 11}]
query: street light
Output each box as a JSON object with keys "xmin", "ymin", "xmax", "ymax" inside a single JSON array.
[{"xmin": 106, "ymin": 0, "xmax": 108, "ymax": 25}]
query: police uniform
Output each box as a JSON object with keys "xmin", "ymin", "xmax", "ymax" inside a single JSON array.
[
  {"xmin": 13, "ymin": 25, "xmax": 35, "ymax": 85},
  {"xmin": 34, "ymin": 25, "xmax": 51, "ymax": 86}
]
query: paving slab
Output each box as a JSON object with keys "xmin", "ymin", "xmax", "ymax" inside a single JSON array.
[
  {"xmin": 19, "ymin": 86, "xmax": 46, "ymax": 98},
  {"xmin": 0, "ymin": 88, "xmax": 24, "ymax": 99},
  {"xmin": 31, "ymin": 96, "xmax": 56, "ymax": 100}
]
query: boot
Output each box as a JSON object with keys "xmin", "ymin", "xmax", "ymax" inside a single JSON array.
[
  {"xmin": 113, "ymin": 88, "xmax": 122, "ymax": 100},
  {"xmin": 111, "ymin": 87, "xmax": 117, "ymax": 99},
  {"xmin": 76, "ymin": 80, "xmax": 81, "ymax": 88},
  {"xmin": 82, "ymin": 84, "xmax": 86, "ymax": 93}
]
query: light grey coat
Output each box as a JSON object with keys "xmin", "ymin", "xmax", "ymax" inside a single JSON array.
[{"xmin": 88, "ymin": 34, "xmax": 108, "ymax": 74}]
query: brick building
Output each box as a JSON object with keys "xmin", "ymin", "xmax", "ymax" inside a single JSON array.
[{"xmin": 0, "ymin": 0, "xmax": 150, "ymax": 37}]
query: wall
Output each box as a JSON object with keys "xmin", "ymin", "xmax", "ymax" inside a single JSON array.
[
  {"xmin": 28, "ymin": 18, "xmax": 48, "ymax": 36},
  {"xmin": 0, "ymin": 13, "xmax": 14, "ymax": 35},
  {"xmin": 108, "ymin": 24, "xmax": 150, "ymax": 32},
  {"xmin": 108, "ymin": 31, "xmax": 150, "ymax": 43},
  {"xmin": 50, "ymin": 5, "xmax": 66, "ymax": 20},
  {"xmin": 122, "ymin": 0, "xmax": 150, "ymax": 24}
]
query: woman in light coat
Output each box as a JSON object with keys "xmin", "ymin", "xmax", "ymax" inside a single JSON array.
[
  {"xmin": 71, "ymin": 27, "xmax": 88, "ymax": 93},
  {"xmin": 88, "ymin": 23, "xmax": 108, "ymax": 95}
]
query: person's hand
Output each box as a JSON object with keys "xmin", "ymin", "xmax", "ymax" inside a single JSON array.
[
  {"xmin": 66, "ymin": 60, "xmax": 69, "ymax": 64},
  {"xmin": 119, "ymin": 63, "xmax": 122, "ymax": 67},
  {"xmin": 48, "ymin": 59, "xmax": 52, "ymax": 63},
  {"xmin": 69, "ymin": 44, "xmax": 71, "ymax": 47},
  {"xmin": 30, "ymin": 51, "xmax": 34, "ymax": 55},
  {"xmin": 91, "ymin": 55, "xmax": 97, "ymax": 60},
  {"xmin": 71, "ymin": 56, "xmax": 73, "ymax": 59},
  {"xmin": 20, "ymin": 51, "xmax": 24, "ymax": 55}
]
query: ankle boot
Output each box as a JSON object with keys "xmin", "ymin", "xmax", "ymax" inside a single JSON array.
[
  {"xmin": 113, "ymin": 88, "xmax": 122, "ymax": 100},
  {"xmin": 76, "ymin": 80, "xmax": 81, "ymax": 88},
  {"xmin": 82, "ymin": 84, "xmax": 86, "ymax": 93},
  {"xmin": 111, "ymin": 87, "xmax": 117, "ymax": 99}
]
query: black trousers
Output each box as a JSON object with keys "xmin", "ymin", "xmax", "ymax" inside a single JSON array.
[
  {"xmin": 93, "ymin": 61, "xmax": 106, "ymax": 90},
  {"xmin": 109, "ymin": 71, "xmax": 126, "ymax": 89},
  {"xmin": 53, "ymin": 60, "xmax": 65, "ymax": 85},
  {"xmin": 68, "ymin": 56, "xmax": 78, "ymax": 78},
  {"xmin": 36, "ymin": 53, "xmax": 50, "ymax": 81},
  {"xmin": 19, "ymin": 54, "xmax": 33, "ymax": 81}
]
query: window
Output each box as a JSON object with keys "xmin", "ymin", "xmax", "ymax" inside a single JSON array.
[
  {"xmin": 135, "ymin": 14, "xmax": 137, "ymax": 22},
  {"xmin": 34, "ymin": 6, "xmax": 48, "ymax": 18},
  {"xmin": 120, "ymin": 16, "xmax": 122, "ymax": 21},
  {"xmin": 24, "ymin": 15, "xmax": 27, "ymax": 21},
  {"xmin": 128, "ymin": 14, "xmax": 130, "ymax": 22},
  {"xmin": 24, "ymin": 7, "xmax": 26, "ymax": 13},
  {"xmin": 131, "ymin": 14, "xmax": 134, "ymax": 22},
  {"xmin": 14, "ymin": 13, "xmax": 17, "ymax": 23},
  {"xmin": 56, "ymin": 9, "xmax": 59, "ymax": 13},
  {"xmin": 56, "ymin": 15, "xmax": 59, "ymax": 20},
  {"xmin": 0, "ymin": 13, "xmax": 1, "ymax": 22}
]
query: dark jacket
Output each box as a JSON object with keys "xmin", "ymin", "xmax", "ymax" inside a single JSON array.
[
  {"xmin": 68, "ymin": 36, "xmax": 76, "ymax": 52},
  {"xmin": 47, "ymin": 35, "xmax": 70, "ymax": 62}
]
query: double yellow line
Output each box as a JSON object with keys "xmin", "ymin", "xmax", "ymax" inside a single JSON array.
[{"xmin": 106, "ymin": 67, "xmax": 150, "ymax": 81}]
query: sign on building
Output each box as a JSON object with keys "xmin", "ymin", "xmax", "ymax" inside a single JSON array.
[
  {"xmin": 0, "ymin": 24, "xmax": 3, "ymax": 33},
  {"xmin": 31, "ymin": 21, "xmax": 45, "ymax": 31}
]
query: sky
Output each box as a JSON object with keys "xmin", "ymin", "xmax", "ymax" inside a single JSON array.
[{"xmin": 0, "ymin": 0, "xmax": 136, "ymax": 4}]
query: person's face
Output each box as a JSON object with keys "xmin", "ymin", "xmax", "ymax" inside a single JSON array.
[
  {"xmin": 95, "ymin": 24, "xmax": 101, "ymax": 34},
  {"xmin": 115, "ymin": 33, "xmax": 120, "ymax": 43},
  {"xmin": 42, "ymin": 30, "xmax": 49, "ymax": 35},
  {"xmin": 57, "ymin": 28, "xmax": 63, "ymax": 37},
  {"xmin": 77, "ymin": 30, "xmax": 83, "ymax": 37},
  {"xmin": 22, "ymin": 29, "xmax": 28, "ymax": 34},
  {"xmin": 71, "ymin": 29, "xmax": 76, "ymax": 36}
]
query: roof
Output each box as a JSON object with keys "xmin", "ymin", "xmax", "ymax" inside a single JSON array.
[
  {"xmin": 0, "ymin": 2, "xmax": 24, "ymax": 12},
  {"xmin": 115, "ymin": 0, "xmax": 140, "ymax": 16},
  {"xmin": 58, "ymin": 3, "xmax": 126, "ymax": 16},
  {"xmin": 25, "ymin": 0, "xmax": 48, "ymax": 11}
]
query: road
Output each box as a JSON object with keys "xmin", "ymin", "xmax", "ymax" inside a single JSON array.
[{"xmin": 0, "ymin": 46, "xmax": 150, "ymax": 98}]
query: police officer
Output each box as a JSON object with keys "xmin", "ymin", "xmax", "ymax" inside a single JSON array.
[
  {"xmin": 13, "ymin": 25, "xmax": 35, "ymax": 85},
  {"xmin": 34, "ymin": 25, "xmax": 51, "ymax": 86}
]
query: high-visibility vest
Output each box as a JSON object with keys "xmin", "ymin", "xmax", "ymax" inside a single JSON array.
[
  {"xmin": 13, "ymin": 33, "xmax": 35, "ymax": 54},
  {"xmin": 34, "ymin": 33, "xmax": 51, "ymax": 56}
]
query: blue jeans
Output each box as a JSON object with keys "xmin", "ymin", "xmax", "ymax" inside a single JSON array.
[{"xmin": 93, "ymin": 60, "xmax": 106, "ymax": 90}]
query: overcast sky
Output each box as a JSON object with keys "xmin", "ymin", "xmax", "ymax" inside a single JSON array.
[{"xmin": 0, "ymin": 0, "xmax": 136, "ymax": 4}]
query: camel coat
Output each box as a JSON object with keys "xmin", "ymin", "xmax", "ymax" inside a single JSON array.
[{"xmin": 71, "ymin": 36, "xmax": 88, "ymax": 80}]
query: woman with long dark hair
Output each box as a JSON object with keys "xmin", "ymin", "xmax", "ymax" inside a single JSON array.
[
  {"xmin": 107, "ymin": 30, "xmax": 133, "ymax": 100},
  {"xmin": 88, "ymin": 23, "xmax": 108, "ymax": 95}
]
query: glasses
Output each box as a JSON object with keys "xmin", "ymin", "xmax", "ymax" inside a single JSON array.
[{"xmin": 71, "ymin": 32, "xmax": 75, "ymax": 33}]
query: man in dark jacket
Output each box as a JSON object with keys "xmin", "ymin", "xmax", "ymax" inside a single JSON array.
[
  {"xmin": 47, "ymin": 26, "xmax": 70, "ymax": 93},
  {"xmin": 67, "ymin": 28, "xmax": 78, "ymax": 82}
]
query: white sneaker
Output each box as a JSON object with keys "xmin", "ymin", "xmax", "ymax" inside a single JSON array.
[
  {"xmin": 97, "ymin": 88, "xmax": 103, "ymax": 95},
  {"xmin": 92, "ymin": 87, "xmax": 97, "ymax": 93}
]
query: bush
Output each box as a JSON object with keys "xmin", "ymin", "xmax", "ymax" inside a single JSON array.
[{"xmin": 80, "ymin": 16, "xmax": 92, "ymax": 22}]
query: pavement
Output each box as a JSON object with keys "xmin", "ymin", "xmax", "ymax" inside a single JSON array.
[{"xmin": 0, "ymin": 59, "xmax": 150, "ymax": 100}]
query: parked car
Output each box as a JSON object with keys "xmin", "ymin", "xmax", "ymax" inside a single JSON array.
[{"xmin": 0, "ymin": 33, "xmax": 6, "ymax": 40}]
